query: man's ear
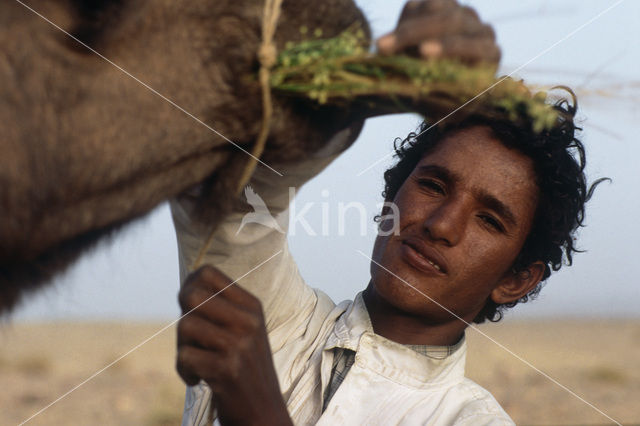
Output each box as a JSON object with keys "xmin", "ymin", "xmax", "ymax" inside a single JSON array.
[{"xmin": 491, "ymin": 261, "xmax": 546, "ymax": 305}]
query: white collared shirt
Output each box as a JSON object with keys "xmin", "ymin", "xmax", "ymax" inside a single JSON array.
[
  {"xmin": 171, "ymin": 199, "xmax": 514, "ymax": 426},
  {"xmin": 171, "ymin": 132, "xmax": 514, "ymax": 425}
]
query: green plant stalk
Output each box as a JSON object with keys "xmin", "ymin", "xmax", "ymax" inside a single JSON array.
[{"xmin": 271, "ymin": 30, "xmax": 559, "ymax": 133}]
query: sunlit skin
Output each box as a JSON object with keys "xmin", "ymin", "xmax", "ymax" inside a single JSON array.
[{"xmin": 364, "ymin": 125, "xmax": 545, "ymax": 346}]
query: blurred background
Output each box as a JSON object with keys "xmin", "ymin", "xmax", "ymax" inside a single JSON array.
[{"xmin": 3, "ymin": 1, "xmax": 638, "ymax": 425}]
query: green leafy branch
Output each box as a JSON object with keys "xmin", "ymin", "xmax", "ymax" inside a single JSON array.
[{"xmin": 270, "ymin": 28, "xmax": 559, "ymax": 133}]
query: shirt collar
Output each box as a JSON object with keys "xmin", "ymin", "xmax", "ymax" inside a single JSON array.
[
  {"xmin": 326, "ymin": 292, "xmax": 374, "ymax": 352},
  {"xmin": 325, "ymin": 292, "xmax": 467, "ymax": 386}
]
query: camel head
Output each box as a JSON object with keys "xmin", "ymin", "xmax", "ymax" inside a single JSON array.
[{"xmin": 0, "ymin": 0, "xmax": 370, "ymax": 313}]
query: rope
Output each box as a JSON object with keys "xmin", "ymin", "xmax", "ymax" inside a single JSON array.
[
  {"xmin": 235, "ymin": 0, "xmax": 284, "ymax": 194},
  {"xmin": 198, "ymin": 2, "xmax": 284, "ymax": 423},
  {"xmin": 191, "ymin": 0, "xmax": 284, "ymax": 273}
]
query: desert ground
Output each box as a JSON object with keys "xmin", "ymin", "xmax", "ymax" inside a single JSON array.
[{"xmin": 1, "ymin": 319, "xmax": 638, "ymax": 425}]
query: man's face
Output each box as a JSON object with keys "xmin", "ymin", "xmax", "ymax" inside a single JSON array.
[{"xmin": 370, "ymin": 125, "xmax": 539, "ymax": 325}]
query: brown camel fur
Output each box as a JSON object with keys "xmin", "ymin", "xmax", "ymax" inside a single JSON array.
[{"xmin": 0, "ymin": 0, "xmax": 371, "ymax": 312}]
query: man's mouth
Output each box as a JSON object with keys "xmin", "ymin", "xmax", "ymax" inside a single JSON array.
[
  {"xmin": 425, "ymin": 257, "xmax": 441, "ymax": 271},
  {"xmin": 401, "ymin": 237, "xmax": 448, "ymax": 275}
]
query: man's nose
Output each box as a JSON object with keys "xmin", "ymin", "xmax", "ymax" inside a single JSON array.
[{"xmin": 422, "ymin": 197, "xmax": 467, "ymax": 246}]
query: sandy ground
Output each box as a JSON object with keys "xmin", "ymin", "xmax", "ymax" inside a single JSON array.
[{"xmin": 0, "ymin": 319, "xmax": 638, "ymax": 425}]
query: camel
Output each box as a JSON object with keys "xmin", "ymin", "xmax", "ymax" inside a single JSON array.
[{"xmin": 0, "ymin": 0, "xmax": 371, "ymax": 313}]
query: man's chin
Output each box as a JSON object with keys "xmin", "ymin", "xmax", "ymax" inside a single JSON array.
[{"xmin": 369, "ymin": 273, "xmax": 432, "ymax": 317}]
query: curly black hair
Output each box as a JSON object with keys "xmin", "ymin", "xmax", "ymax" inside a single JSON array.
[{"xmin": 378, "ymin": 89, "xmax": 606, "ymax": 324}]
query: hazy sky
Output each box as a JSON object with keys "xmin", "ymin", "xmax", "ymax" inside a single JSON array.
[{"xmin": 13, "ymin": 0, "xmax": 640, "ymax": 321}]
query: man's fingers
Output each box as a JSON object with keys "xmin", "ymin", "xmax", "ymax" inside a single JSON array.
[
  {"xmin": 418, "ymin": 40, "xmax": 442, "ymax": 60},
  {"xmin": 378, "ymin": 2, "xmax": 497, "ymax": 61},
  {"xmin": 176, "ymin": 346, "xmax": 223, "ymax": 387},
  {"xmin": 177, "ymin": 313, "xmax": 235, "ymax": 350},
  {"xmin": 183, "ymin": 265, "xmax": 234, "ymax": 293},
  {"xmin": 179, "ymin": 265, "xmax": 262, "ymax": 313},
  {"xmin": 176, "ymin": 346, "xmax": 207, "ymax": 386},
  {"xmin": 379, "ymin": 15, "xmax": 456, "ymax": 55},
  {"xmin": 180, "ymin": 372, "xmax": 200, "ymax": 387},
  {"xmin": 180, "ymin": 283, "xmax": 237, "ymax": 318},
  {"xmin": 474, "ymin": 21, "xmax": 497, "ymax": 42},
  {"xmin": 379, "ymin": 14, "xmax": 487, "ymax": 55},
  {"xmin": 399, "ymin": 0, "xmax": 456, "ymax": 22},
  {"xmin": 421, "ymin": 36, "xmax": 501, "ymax": 65}
]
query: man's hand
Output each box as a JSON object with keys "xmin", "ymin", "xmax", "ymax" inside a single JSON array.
[
  {"xmin": 176, "ymin": 266, "xmax": 293, "ymax": 426},
  {"xmin": 377, "ymin": 0, "xmax": 500, "ymax": 66}
]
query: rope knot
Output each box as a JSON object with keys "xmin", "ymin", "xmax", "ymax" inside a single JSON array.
[{"xmin": 258, "ymin": 42, "xmax": 278, "ymax": 69}]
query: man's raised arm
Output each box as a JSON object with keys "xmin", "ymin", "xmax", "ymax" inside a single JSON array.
[
  {"xmin": 172, "ymin": 125, "xmax": 363, "ymax": 426},
  {"xmin": 170, "ymin": 125, "xmax": 363, "ymax": 332}
]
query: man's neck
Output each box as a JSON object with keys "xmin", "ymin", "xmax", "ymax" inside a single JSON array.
[{"xmin": 362, "ymin": 283, "xmax": 466, "ymax": 347}]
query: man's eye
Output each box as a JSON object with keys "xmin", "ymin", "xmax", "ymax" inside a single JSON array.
[
  {"xmin": 418, "ymin": 179, "xmax": 445, "ymax": 194},
  {"xmin": 479, "ymin": 215, "xmax": 503, "ymax": 232}
]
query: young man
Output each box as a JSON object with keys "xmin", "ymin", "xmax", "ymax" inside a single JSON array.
[{"xmin": 171, "ymin": 2, "xmax": 597, "ymax": 425}]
